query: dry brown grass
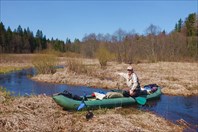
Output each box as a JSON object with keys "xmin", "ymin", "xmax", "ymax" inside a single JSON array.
[
  {"xmin": 134, "ymin": 62, "xmax": 198, "ymax": 96},
  {"xmin": 0, "ymin": 54, "xmax": 33, "ymax": 67},
  {"xmin": 0, "ymin": 93, "xmax": 183, "ymax": 132},
  {"xmin": 33, "ymin": 58, "xmax": 198, "ymax": 96},
  {"xmin": 32, "ymin": 54, "xmax": 57, "ymax": 74}
]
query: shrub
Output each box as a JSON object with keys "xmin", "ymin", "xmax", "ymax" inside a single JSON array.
[
  {"xmin": 96, "ymin": 46, "xmax": 115, "ymax": 67},
  {"xmin": 32, "ymin": 54, "xmax": 57, "ymax": 74}
]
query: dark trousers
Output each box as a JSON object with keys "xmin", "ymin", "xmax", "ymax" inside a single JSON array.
[{"xmin": 123, "ymin": 89, "xmax": 141, "ymax": 97}]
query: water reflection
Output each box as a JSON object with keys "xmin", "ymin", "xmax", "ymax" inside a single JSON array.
[
  {"xmin": 0, "ymin": 68, "xmax": 109, "ymax": 96},
  {"xmin": 140, "ymin": 95, "xmax": 198, "ymax": 127},
  {"xmin": 0, "ymin": 68, "xmax": 197, "ymax": 128}
]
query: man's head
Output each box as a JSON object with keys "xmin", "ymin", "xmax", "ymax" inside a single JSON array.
[{"xmin": 127, "ymin": 66, "xmax": 133, "ymax": 75}]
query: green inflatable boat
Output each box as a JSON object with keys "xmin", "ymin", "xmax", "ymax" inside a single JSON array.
[{"xmin": 53, "ymin": 85, "xmax": 161, "ymax": 111}]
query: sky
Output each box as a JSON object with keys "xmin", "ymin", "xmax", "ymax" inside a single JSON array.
[{"xmin": 0, "ymin": 0, "xmax": 197, "ymax": 42}]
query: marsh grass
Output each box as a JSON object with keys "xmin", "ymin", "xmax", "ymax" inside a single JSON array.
[
  {"xmin": 32, "ymin": 54, "xmax": 57, "ymax": 74},
  {"xmin": 0, "ymin": 87, "xmax": 13, "ymax": 104},
  {"xmin": 40, "ymin": 49, "xmax": 65, "ymax": 57},
  {"xmin": 0, "ymin": 54, "xmax": 33, "ymax": 64},
  {"xmin": 187, "ymin": 85, "xmax": 198, "ymax": 91},
  {"xmin": 0, "ymin": 66, "xmax": 22, "ymax": 74},
  {"xmin": 0, "ymin": 95, "xmax": 183, "ymax": 132},
  {"xmin": 165, "ymin": 76, "xmax": 179, "ymax": 81},
  {"xmin": 67, "ymin": 58, "xmax": 94, "ymax": 75}
]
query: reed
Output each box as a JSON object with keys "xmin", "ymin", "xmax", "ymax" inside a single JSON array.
[{"xmin": 67, "ymin": 58, "xmax": 93, "ymax": 75}]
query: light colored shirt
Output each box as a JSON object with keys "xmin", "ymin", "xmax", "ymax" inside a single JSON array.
[{"xmin": 117, "ymin": 72, "xmax": 139, "ymax": 91}]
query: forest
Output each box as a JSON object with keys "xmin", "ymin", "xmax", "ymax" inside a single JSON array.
[{"xmin": 0, "ymin": 13, "xmax": 197, "ymax": 63}]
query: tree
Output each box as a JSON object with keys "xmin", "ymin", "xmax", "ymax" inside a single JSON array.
[
  {"xmin": 5, "ymin": 27, "xmax": 13, "ymax": 53},
  {"xmin": 72, "ymin": 38, "xmax": 81, "ymax": 53},
  {"xmin": 81, "ymin": 33, "xmax": 99, "ymax": 58},
  {"xmin": 35, "ymin": 30, "xmax": 43, "ymax": 51},
  {"xmin": 145, "ymin": 24, "xmax": 161, "ymax": 62},
  {"xmin": 27, "ymin": 27, "xmax": 36, "ymax": 53},
  {"xmin": 17, "ymin": 25, "xmax": 23, "ymax": 36},
  {"xmin": 113, "ymin": 28, "xmax": 126, "ymax": 42},
  {"xmin": 178, "ymin": 18, "xmax": 183, "ymax": 32},
  {"xmin": 185, "ymin": 13, "xmax": 196, "ymax": 36},
  {"xmin": 65, "ymin": 38, "xmax": 71, "ymax": 51},
  {"xmin": 175, "ymin": 23, "xmax": 178, "ymax": 32},
  {"xmin": 146, "ymin": 24, "xmax": 161, "ymax": 35},
  {"xmin": 42, "ymin": 35, "xmax": 47, "ymax": 50},
  {"xmin": 15, "ymin": 25, "xmax": 25, "ymax": 53},
  {"xmin": 0, "ymin": 22, "xmax": 6, "ymax": 52}
]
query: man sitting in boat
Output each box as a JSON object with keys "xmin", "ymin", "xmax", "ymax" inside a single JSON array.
[{"xmin": 116, "ymin": 66, "xmax": 141, "ymax": 97}]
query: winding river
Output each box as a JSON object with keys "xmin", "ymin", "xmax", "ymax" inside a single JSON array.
[{"xmin": 0, "ymin": 68, "xmax": 197, "ymax": 129}]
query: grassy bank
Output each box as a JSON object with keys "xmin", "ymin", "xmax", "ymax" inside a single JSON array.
[
  {"xmin": 0, "ymin": 91, "xmax": 184, "ymax": 132},
  {"xmin": 0, "ymin": 66, "xmax": 23, "ymax": 74},
  {"xmin": 0, "ymin": 54, "xmax": 33, "ymax": 74},
  {"xmin": 33, "ymin": 58, "xmax": 198, "ymax": 96}
]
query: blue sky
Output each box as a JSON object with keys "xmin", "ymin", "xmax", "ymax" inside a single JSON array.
[{"xmin": 1, "ymin": 0, "xmax": 197, "ymax": 41}]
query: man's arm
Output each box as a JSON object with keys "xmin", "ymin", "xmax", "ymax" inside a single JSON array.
[{"xmin": 116, "ymin": 72, "xmax": 127, "ymax": 80}]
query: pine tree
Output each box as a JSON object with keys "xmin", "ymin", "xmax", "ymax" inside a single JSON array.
[
  {"xmin": 175, "ymin": 23, "xmax": 178, "ymax": 32},
  {"xmin": 23, "ymin": 28, "xmax": 30, "ymax": 53},
  {"xmin": 185, "ymin": 13, "xmax": 196, "ymax": 36},
  {"xmin": 178, "ymin": 19, "xmax": 183, "ymax": 32},
  {"xmin": 16, "ymin": 25, "xmax": 24, "ymax": 53},
  {"xmin": 0, "ymin": 22, "xmax": 6, "ymax": 52},
  {"xmin": 27, "ymin": 27, "xmax": 35, "ymax": 53},
  {"xmin": 5, "ymin": 27, "xmax": 13, "ymax": 53},
  {"xmin": 36, "ymin": 30, "xmax": 43, "ymax": 51},
  {"xmin": 42, "ymin": 35, "xmax": 47, "ymax": 50}
]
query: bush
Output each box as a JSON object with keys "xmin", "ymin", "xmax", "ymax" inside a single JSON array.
[
  {"xmin": 32, "ymin": 54, "xmax": 57, "ymax": 74},
  {"xmin": 96, "ymin": 46, "xmax": 115, "ymax": 67}
]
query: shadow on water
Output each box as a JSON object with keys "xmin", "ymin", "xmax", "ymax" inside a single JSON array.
[{"xmin": 0, "ymin": 68, "xmax": 197, "ymax": 130}]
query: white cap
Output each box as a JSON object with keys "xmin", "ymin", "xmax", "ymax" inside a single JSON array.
[{"xmin": 127, "ymin": 66, "xmax": 133, "ymax": 70}]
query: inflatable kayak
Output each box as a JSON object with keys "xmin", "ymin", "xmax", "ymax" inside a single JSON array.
[{"xmin": 53, "ymin": 85, "xmax": 161, "ymax": 111}]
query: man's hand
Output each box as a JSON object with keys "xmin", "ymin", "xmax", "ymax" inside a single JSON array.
[{"xmin": 129, "ymin": 89, "xmax": 134, "ymax": 96}]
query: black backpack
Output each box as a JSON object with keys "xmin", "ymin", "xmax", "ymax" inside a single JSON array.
[{"xmin": 59, "ymin": 90, "xmax": 83, "ymax": 101}]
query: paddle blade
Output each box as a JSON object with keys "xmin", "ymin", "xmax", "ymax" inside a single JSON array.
[
  {"xmin": 77, "ymin": 102, "xmax": 86, "ymax": 110},
  {"xmin": 135, "ymin": 97, "xmax": 146, "ymax": 105}
]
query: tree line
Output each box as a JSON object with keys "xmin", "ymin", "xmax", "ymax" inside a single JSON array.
[{"xmin": 0, "ymin": 13, "xmax": 197, "ymax": 62}]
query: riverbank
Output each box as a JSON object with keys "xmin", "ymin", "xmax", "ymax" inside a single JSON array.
[
  {"xmin": 32, "ymin": 58, "xmax": 198, "ymax": 96},
  {"xmin": 0, "ymin": 92, "xmax": 184, "ymax": 132}
]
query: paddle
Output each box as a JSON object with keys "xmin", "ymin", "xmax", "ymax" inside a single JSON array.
[
  {"xmin": 77, "ymin": 93, "xmax": 87, "ymax": 111},
  {"xmin": 77, "ymin": 101, "xmax": 86, "ymax": 110},
  {"xmin": 135, "ymin": 97, "xmax": 146, "ymax": 105}
]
